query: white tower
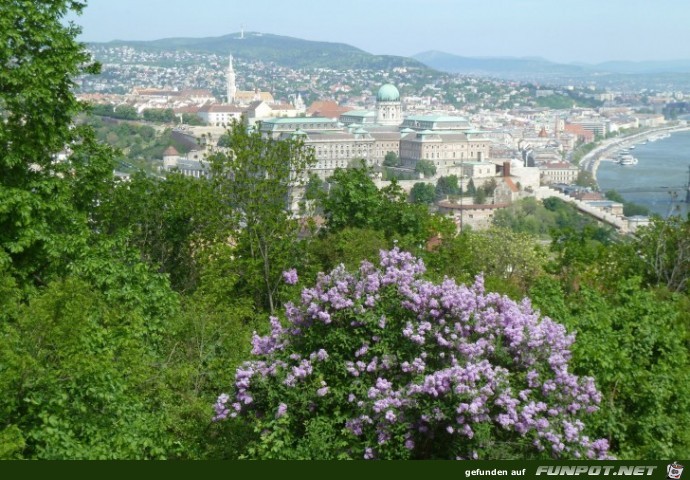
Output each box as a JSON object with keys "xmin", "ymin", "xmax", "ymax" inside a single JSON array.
[{"xmin": 227, "ymin": 55, "xmax": 237, "ymax": 104}]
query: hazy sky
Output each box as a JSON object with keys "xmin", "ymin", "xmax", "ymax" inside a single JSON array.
[{"xmin": 74, "ymin": 0, "xmax": 690, "ymax": 64}]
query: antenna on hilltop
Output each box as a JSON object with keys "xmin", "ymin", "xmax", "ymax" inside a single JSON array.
[{"xmin": 240, "ymin": 24, "xmax": 245, "ymax": 39}]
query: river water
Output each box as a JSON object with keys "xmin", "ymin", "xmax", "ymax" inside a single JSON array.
[{"xmin": 596, "ymin": 130, "xmax": 690, "ymax": 217}]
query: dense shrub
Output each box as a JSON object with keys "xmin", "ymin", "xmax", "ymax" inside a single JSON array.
[{"xmin": 214, "ymin": 249, "xmax": 609, "ymax": 460}]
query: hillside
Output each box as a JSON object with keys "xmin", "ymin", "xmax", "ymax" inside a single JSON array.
[
  {"xmin": 413, "ymin": 50, "xmax": 588, "ymax": 78},
  {"xmin": 92, "ymin": 31, "xmax": 431, "ymax": 70},
  {"xmin": 414, "ymin": 50, "xmax": 690, "ymax": 83}
]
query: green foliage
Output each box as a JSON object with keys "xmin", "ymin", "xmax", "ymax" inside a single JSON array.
[
  {"xmin": 0, "ymin": 277, "xmax": 176, "ymax": 459},
  {"xmin": 181, "ymin": 112, "xmax": 206, "ymax": 126},
  {"xmin": 323, "ymin": 165, "xmax": 453, "ymax": 252},
  {"xmin": 466, "ymin": 178, "xmax": 477, "ymax": 195},
  {"xmin": 604, "ymin": 190, "xmax": 650, "ymax": 217},
  {"xmin": 304, "ymin": 173, "xmax": 324, "ymax": 201},
  {"xmin": 426, "ymin": 228, "xmax": 547, "ymax": 296},
  {"xmin": 483, "ymin": 178, "xmax": 497, "ymax": 196},
  {"xmin": 576, "ymin": 170, "xmax": 598, "ymax": 189},
  {"xmin": 543, "ymin": 197, "xmax": 608, "ymax": 233},
  {"xmin": 207, "ymin": 121, "xmax": 316, "ymax": 312},
  {"xmin": 571, "ymin": 141, "xmax": 598, "ymax": 165},
  {"xmin": 86, "ymin": 118, "xmax": 190, "ymax": 174},
  {"xmin": 474, "ymin": 187, "xmax": 488, "ymax": 205},
  {"xmin": 435, "ymin": 175, "xmax": 461, "ymax": 199},
  {"xmin": 414, "ymin": 159, "xmax": 436, "ymax": 178},
  {"xmin": 90, "ymin": 103, "xmax": 139, "ymax": 120},
  {"xmin": 0, "ymin": 1, "xmax": 115, "ymax": 286},
  {"xmin": 323, "ymin": 165, "xmax": 383, "ymax": 231},
  {"xmin": 530, "ymin": 278, "xmax": 690, "ymax": 459},
  {"xmin": 535, "ymin": 94, "xmax": 575, "ymax": 109},
  {"xmin": 410, "ymin": 182, "xmax": 436, "ymax": 204},
  {"xmin": 157, "ymin": 244, "xmax": 260, "ymax": 459},
  {"xmin": 493, "ymin": 197, "xmax": 611, "ymax": 242},
  {"xmin": 383, "ymin": 167, "xmax": 419, "ymax": 181},
  {"xmin": 633, "ymin": 215, "xmax": 690, "ymax": 293},
  {"xmin": 311, "ymin": 228, "xmax": 390, "ymax": 273},
  {"xmin": 97, "ymin": 172, "xmax": 226, "ymax": 293},
  {"xmin": 143, "ymin": 108, "xmax": 175, "ymax": 123},
  {"xmin": 383, "ymin": 151, "xmax": 400, "ymax": 167}
]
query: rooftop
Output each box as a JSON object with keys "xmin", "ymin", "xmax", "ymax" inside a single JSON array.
[
  {"xmin": 341, "ymin": 110, "xmax": 377, "ymax": 117},
  {"xmin": 404, "ymin": 115, "xmax": 468, "ymax": 123},
  {"xmin": 377, "ymin": 84, "xmax": 400, "ymax": 102}
]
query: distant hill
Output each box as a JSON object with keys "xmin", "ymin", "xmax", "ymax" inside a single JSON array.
[
  {"xmin": 91, "ymin": 32, "xmax": 431, "ymax": 71},
  {"xmin": 592, "ymin": 59, "xmax": 690, "ymax": 74},
  {"xmin": 413, "ymin": 50, "xmax": 690, "ymax": 78},
  {"xmin": 412, "ymin": 50, "xmax": 588, "ymax": 77}
]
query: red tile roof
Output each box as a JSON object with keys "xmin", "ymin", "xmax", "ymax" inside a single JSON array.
[
  {"xmin": 163, "ymin": 146, "xmax": 179, "ymax": 156},
  {"xmin": 307, "ymin": 100, "xmax": 353, "ymax": 119}
]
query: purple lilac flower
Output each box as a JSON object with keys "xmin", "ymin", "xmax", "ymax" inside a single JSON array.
[
  {"xmin": 276, "ymin": 403, "xmax": 288, "ymax": 419},
  {"xmin": 215, "ymin": 248, "xmax": 610, "ymax": 460},
  {"xmin": 283, "ymin": 268, "xmax": 298, "ymax": 285}
]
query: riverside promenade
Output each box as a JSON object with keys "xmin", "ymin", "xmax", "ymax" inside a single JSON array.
[{"xmin": 580, "ymin": 124, "xmax": 690, "ymax": 179}]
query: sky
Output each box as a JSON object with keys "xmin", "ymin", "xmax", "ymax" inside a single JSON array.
[{"xmin": 73, "ymin": 0, "xmax": 690, "ymax": 64}]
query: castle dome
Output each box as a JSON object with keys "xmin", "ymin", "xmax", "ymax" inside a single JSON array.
[{"xmin": 377, "ymin": 83, "xmax": 400, "ymax": 102}]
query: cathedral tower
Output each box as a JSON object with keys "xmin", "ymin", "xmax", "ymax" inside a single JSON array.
[{"xmin": 227, "ymin": 55, "xmax": 237, "ymax": 104}]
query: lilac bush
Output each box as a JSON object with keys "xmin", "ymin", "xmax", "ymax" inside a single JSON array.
[{"xmin": 214, "ymin": 248, "xmax": 610, "ymax": 460}]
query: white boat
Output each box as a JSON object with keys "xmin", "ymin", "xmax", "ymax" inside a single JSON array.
[{"xmin": 618, "ymin": 154, "xmax": 638, "ymax": 166}]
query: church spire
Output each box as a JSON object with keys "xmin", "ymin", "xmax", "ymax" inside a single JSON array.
[{"xmin": 227, "ymin": 54, "xmax": 236, "ymax": 104}]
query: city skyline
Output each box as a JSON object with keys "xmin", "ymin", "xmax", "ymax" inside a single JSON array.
[{"xmin": 74, "ymin": 0, "xmax": 690, "ymax": 64}]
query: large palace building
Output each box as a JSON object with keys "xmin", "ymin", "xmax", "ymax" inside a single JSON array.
[{"xmin": 256, "ymin": 83, "xmax": 491, "ymax": 179}]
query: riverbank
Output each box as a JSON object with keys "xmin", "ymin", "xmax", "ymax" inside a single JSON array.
[
  {"xmin": 580, "ymin": 123, "xmax": 690, "ymax": 185},
  {"xmin": 595, "ymin": 130, "xmax": 690, "ymax": 217}
]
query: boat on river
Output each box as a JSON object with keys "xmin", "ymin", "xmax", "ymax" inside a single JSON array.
[{"xmin": 618, "ymin": 154, "xmax": 638, "ymax": 166}]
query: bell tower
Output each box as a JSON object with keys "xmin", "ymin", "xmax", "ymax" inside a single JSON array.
[{"xmin": 227, "ymin": 55, "xmax": 237, "ymax": 104}]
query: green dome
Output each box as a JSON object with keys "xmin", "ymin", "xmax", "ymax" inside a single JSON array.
[{"xmin": 377, "ymin": 83, "xmax": 400, "ymax": 102}]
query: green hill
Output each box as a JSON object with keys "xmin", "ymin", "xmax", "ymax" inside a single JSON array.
[{"xmin": 92, "ymin": 32, "xmax": 431, "ymax": 70}]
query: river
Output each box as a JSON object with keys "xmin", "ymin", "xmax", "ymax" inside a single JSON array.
[{"xmin": 595, "ymin": 130, "xmax": 690, "ymax": 217}]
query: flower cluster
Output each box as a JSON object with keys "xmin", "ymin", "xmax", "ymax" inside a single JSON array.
[{"xmin": 215, "ymin": 248, "xmax": 610, "ymax": 460}]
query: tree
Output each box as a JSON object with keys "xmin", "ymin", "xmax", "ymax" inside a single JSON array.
[
  {"xmin": 111, "ymin": 105, "xmax": 139, "ymax": 120},
  {"xmin": 97, "ymin": 171, "xmax": 227, "ymax": 293},
  {"xmin": 435, "ymin": 175, "xmax": 460, "ymax": 200},
  {"xmin": 410, "ymin": 182, "xmax": 436, "ymax": 204},
  {"xmin": 322, "ymin": 166, "xmax": 452, "ymax": 252},
  {"xmin": 529, "ymin": 276, "xmax": 690, "ymax": 459},
  {"xmin": 309, "ymin": 227, "xmax": 389, "ymax": 272},
  {"xmin": 181, "ymin": 113, "xmax": 206, "ymax": 126},
  {"xmin": 604, "ymin": 190, "xmax": 650, "ymax": 217},
  {"xmin": 474, "ymin": 187, "xmax": 488, "ymax": 205},
  {"xmin": 322, "ymin": 164, "xmax": 382, "ymax": 232},
  {"xmin": 483, "ymin": 178, "xmax": 497, "ymax": 196},
  {"xmin": 0, "ymin": 234, "xmax": 183, "ymax": 459},
  {"xmin": 143, "ymin": 108, "xmax": 175, "ymax": 123},
  {"xmin": 426, "ymin": 228, "xmax": 548, "ymax": 295},
  {"xmin": 207, "ymin": 120, "xmax": 316, "ymax": 313},
  {"xmin": 634, "ymin": 215, "xmax": 690, "ymax": 293},
  {"xmin": 466, "ymin": 179, "xmax": 477, "ymax": 196},
  {"xmin": 0, "ymin": 0, "xmax": 114, "ymax": 285},
  {"xmin": 414, "ymin": 159, "xmax": 436, "ymax": 178},
  {"xmin": 383, "ymin": 151, "xmax": 399, "ymax": 167},
  {"xmin": 575, "ymin": 170, "xmax": 597, "ymax": 189},
  {"xmin": 214, "ymin": 249, "xmax": 610, "ymax": 460},
  {"xmin": 304, "ymin": 173, "xmax": 323, "ymax": 201}
]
